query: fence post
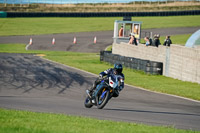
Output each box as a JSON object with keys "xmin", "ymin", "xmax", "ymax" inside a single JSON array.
[{"xmin": 165, "ymin": 47, "xmax": 170, "ymax": 76}]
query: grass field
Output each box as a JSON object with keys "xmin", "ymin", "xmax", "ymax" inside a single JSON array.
[
  {"xmin": 0, "ymin": 15, "xmax": 200, "ymax": 133},
  {"xmin": 0, "ymin": 15, "xmax": 200, "ymax": 36},
  {"xmin": 160, "ymin": 34, "xmax": 192, "ymax": 45},
  {"xmin": 0, "ymin": 44, "xmax": 199, "ymax": 101},
  {"xmin": 139, "ymin": 34, "xmax": 191, "ymax": 45},
  {"xmin": 1, "ymin": 108, "xmax": 199, "ymax": 133}
]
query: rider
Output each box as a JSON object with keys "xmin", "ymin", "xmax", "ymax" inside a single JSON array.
[{"xmin": 87, "ymin": 63, "xmax": 125, "ymax": 98}]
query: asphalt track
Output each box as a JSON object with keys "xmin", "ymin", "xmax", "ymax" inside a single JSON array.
[
  {"xmin": 0, "ymin": 27, "xmax": 200, "ymax": 53},
  {"xmin": 0, "ymin": 27, "xmax": 200, "ymax": 131},
  {"xmin": 0, "ymin": 53, "xmax": 200, "ymax": 131}
]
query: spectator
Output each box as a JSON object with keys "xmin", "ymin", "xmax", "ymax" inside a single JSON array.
[
  {"xmin": 152, "ymin": 34, "xmax": 161, "ymax": 47},
  {"xmin": 128, "ymin": 35, "xmax": 133, "ymax": 44},
  {"xmin": 151, "ymin": 34, "xmax": 156, "ymax": 46},
  {"xmin": 128, "ymin": 34, "xmax": 138, "ymax": 45},
  {"xmin": 156, "ymin": 34, "xmax": 161, "ymax": 47},
  {"xmin": 144, "ymin": 37, "xmax": 150, "ymax": 46},
  {"xmin": 163, "ymin": 35, "xmax": 172, "ymax": 47},
  {"xmin": 119, "ymin": 25, "xmax": 123, "ymax": 37},
  {"xmin": 149, "ymin": 37, "xmax": 153, "ymax": 46},
  {"xmin": 129, "ymin": 33, "xmax": 131, "ymax": 40}
]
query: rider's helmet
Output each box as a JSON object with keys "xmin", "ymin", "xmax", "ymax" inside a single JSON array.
[{"xmin": 114, "ymin": 63, "xmax": 123, "ymax": 74}]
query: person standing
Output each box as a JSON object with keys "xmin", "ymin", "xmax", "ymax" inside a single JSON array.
[
  {"xmin": 152, "ymin": 34, "xmax": 161, "ymax": 47},
  {"xmin": 144, "ymin": 37, "xmax": 150, "ymax": 46},
  {"xmin": 119, "ymin": 25, "xmax": 123, "ymax": 37},
  {"xmin": 128, "ymin": 34, "xmax": 138, "ymax": 45},
  {"xmin": 163, "ymin": 35, "xmax": 172, "ymax": 47}
]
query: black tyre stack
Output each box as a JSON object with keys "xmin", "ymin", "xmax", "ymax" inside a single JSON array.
[
  {"xmin": 100, "ymin": 51, "xmax": 163, "ymax": 75},
  {"xmin": 100, "ymin": 51, "xmax": 111, "ymax": 62},
  {"xmin": 7, "ymin": 10, "xmax": 200, "ymax": 18},
  {"xmin": 145, "ymin": 61, "xmax": 163, "ymax": 75},
  {"xmin": 100, "ymin": 51, "xmax": 104, "ymax": 61}
]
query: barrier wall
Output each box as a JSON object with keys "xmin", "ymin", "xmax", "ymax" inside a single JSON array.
[
  {"xmin": 7, "ymin": 10, "xmax": 200, "ymax": 17},
  {"xmin": 112, "ymin": 43, "xmax": 200, "ymax": 84}
]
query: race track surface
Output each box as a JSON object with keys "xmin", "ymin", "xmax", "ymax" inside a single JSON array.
[
  {"xmin": 0, "ymin": 53, "xmax": 200, "ymax": 131},
  {"xmin": 0, "ymin": 27, "xmax": 200, "ymax": 52}
]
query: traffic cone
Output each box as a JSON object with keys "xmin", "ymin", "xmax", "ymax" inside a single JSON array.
[
  {"xmin": 94, "ymin": 36, "xmax": 97, "ymax": 44},
  {"xmin": 73, "ymin": 37, "xmax": 77, "ymax": 44},
  {"xmin": 29, "ymin": 38, "xmax": 33, "ymax": 45},
  {"xmin": 52, "ymin": 37, "xmax": 55, "ymax": 45}
]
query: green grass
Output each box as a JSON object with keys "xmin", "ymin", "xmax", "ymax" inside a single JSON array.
[
  {"xmin": 0, "ymin": 15, "xmax": 200, "ymax": 36},
  {"xmin": 165, "ymin": 34, "xmax": 192, "ymax": 45},
  {"xmin": 159, "ymin": 34, "xmax": 192, "ymax": 45},
  {"xmin": 0, "ymin": 44, "xmax": 200, "ymax": 101},
  {"xmin": 140, "ymin": 34, "xmax": 192, "ymax": 45},
  {"xmin": 105, "ymin": 45, "xmax": 113, "ymax": 51},
  {"xmin": 0, "ymin": 108, "xmax": 199, "ymax": 133},
  {"xmin": 0, "ymin": 15, "xmax": 200, "ymax": 133}
]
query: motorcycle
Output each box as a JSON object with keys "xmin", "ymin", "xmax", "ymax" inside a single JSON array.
[{"xmin": 84, "ymin": 74, "xmax": 120, "ymax": 109}]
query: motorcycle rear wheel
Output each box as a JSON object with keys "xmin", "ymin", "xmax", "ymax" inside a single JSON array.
[{"xmin": 84, "ymin": 96, "xmax": 93, "ymax": 108}]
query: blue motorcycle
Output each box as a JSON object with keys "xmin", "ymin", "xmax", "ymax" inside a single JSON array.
[{"xmin": 85, "ymin": 74, "xmax": 120, "ymax": 109}]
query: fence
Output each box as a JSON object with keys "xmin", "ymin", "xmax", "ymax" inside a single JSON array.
[
  {"xmin": 100, "ymin": 51, "xmax": 163, "ymax": 75},
  {"xmin": 5, "ymin": 10, "xmax": 200, "ymax": 17}
]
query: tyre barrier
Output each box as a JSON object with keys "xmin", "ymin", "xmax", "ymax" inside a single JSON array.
[{"xmin": 100, "ymin": 51, "xmax": 163, "ymax": 75}]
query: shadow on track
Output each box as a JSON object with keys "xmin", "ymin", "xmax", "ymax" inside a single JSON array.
[
  {"xmin": 105, "ymin": 108, "xmax": 200, "ymax": 117},
  {"xmin": 0, "ymin": 53, "xmax": 92, "ymax": 94}
]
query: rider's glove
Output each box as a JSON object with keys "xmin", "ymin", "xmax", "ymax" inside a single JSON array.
[{"xmin": 99, "ymin": 74, "xmax": 103, "ymax": 79}]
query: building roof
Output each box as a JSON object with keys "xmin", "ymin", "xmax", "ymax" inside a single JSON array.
[{"xmin": 185, "ymin": 29, "xmax": 200, "ymax": 48}]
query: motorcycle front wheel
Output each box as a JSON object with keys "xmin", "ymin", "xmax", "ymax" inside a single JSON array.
[{"xmin": 96, "ymin": 89, "xmax": 110, "ymax": 109}]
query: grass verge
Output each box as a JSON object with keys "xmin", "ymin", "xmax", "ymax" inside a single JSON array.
[
  {"xmin": 0, "ymin": 16, "xmax": 200, "ymax": 36},
  {"xmin": 164, "ymin": 34, "xmax": 192, "ymax": 45},
  {"xmin": 140, "ymin": 34, "xmax": 192, "ymax": 46},
  {"xmin": 0, "ymin": 108, "xmax": 199, "ymax": 133},
  {"xmin": 0, "ymin": 43, "xmax": 199, "ymax": 101}
]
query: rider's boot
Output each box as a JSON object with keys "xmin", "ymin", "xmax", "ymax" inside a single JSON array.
[
  {"xmin": 87, "ymin": 86, "xmax": 95, "ymax": 98},
  {"xmin": 87, "ymin": 79, "xmax": 100, "ymax": 98},
  {"xmin": 86, "ymin": 90, "xmax": 92, "ymax": 98}
]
